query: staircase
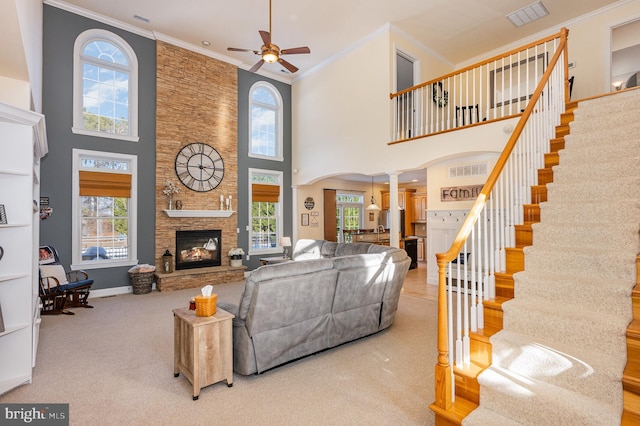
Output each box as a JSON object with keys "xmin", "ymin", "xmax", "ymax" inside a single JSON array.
[{"xmin": 432, "ymin": 88, "xmax": 640, "ymax": 424}]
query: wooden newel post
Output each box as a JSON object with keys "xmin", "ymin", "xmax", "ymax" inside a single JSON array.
[{"xmin": 434, "ymin": 253, "xmax": 452, "ymax": 410}]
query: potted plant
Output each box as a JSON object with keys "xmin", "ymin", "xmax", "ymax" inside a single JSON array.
[
  {"xmin": 228, "ymin": 247, "xmax": 245, "ymax": 267},
  {"xmin": 162, "ymin": 180, "xmax": 180, "ymax": 210}
]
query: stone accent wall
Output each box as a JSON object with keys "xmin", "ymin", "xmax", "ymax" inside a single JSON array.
[{"xmin": 155, "ymin": 41, "xmax": 239, "ymax": 290}]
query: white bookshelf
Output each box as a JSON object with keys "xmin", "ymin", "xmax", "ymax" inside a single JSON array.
[{"xmin": 0, "ymin": 102, "xmax": 47, "ymax": 395}]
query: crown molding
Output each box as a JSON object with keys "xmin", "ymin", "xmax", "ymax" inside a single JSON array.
[{"xmin": 44, "ymin": 0, "xmax": 155, "ymax": 39}]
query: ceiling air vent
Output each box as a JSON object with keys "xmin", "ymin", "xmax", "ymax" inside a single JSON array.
[
  {"xmin": 449, "ymin": 163, "xmax": 488, "ymax": 179},
  {"xmin": 507, "ymin": 1, "xmax": 549, "ymax": 28}
]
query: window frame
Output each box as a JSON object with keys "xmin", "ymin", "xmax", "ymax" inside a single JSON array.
[
  {"xmin": 336, "ymin": 192, "xmax": 364, "ymax": 243},
  {"xmin": 71, "ymin": 148, "xmax": 138, "ymax": 270},
  {"xmin": 248, "ymin": 168, "xmax": 283, "ymax": 255},
  {"xmin": 248, "ymin": 82, "xmax": 283, "ymax": 161},
  {"xmin": 72, "ymin": 29, "xmax": 139, "ymax": 142}
]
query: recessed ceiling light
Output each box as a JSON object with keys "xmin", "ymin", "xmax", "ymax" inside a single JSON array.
[
  {"xmin": 507, "ymin": 1, "xmax": 549, "ymax": 28},
  {"xmin": 202, "ymin": 41, "xmax": 211, "ymax": 47},
  {"xmin": 133, "ymin": 14, "xmax": 150, "ymax": 23}
]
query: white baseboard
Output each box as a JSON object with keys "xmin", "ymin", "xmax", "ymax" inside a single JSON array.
[
  {"xmin": 88, "ymin": 282, "xmax": 157, "ymax": 299},
  {"xmin": 86, "ymin": 273, "xmax": 248, "ymax": 299}
]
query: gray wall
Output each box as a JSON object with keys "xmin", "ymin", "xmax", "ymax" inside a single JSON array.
[
  {"xmin": 42, "ymin": 5, "xmax": 156, "ymax": 289},
  {"xmin": 236, "ymin": 70, "xmax": 292, "ymax": 271}
]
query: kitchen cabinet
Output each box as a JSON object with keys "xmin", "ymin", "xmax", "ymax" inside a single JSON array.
[
  {"xmin": 381, "ymin": 189, "xmax": 415, "ymax": 211},
  {"xmin": 417, "ymin": 238, "xmax": 425, "ymax": 261},
  {"xmin": 0, "ymin": 102, "xmax": 47, "ymax": 395},
  {"xmin": 411, "ymin": 192, "xmax": 427, "ymax": 223},
  {"xmin": 381, "ymin": 191, "xmax": 389, "ymax": 210}
]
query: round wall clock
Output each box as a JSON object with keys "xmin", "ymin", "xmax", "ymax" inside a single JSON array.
[{"xmin": 175, "ymin": 142, "xmax": 224, "ymax": 192}]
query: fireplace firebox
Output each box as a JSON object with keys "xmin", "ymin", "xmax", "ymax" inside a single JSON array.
[{"xmin": 175, "ymin": 230, "xmax": 222, "ymax": 270}]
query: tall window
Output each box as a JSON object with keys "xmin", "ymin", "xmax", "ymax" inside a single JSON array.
[
  {"xmin": 336, "ymin": 192, "xmax": 364, "ymax": 243},
  {"xmin": 249, "ymin": 169, "xmax": 283, "ymax": 253},
  {"xmin": 72, "ymin": 149, "xmax": 138, "ymax": 269},
  {"xmin": 249, "ymin": 82, "xmax": 283, "ymax": 161},
  {"xmin": 73, "ymin": 29, "xmax": 139, "ymax": 142}
]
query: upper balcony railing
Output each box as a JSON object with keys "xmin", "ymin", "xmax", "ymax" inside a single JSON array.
[{"xmin": 390, "ymin": 30, "xmax": 570, "ymax": 144}]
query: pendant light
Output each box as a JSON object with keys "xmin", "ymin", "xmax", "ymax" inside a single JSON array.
[{"xmin": 366, "ymin": 176, "xmax": 381, "ymax": 211}]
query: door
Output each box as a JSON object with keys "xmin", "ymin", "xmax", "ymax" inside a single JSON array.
[
  {"xmin": 611, "ymin": 20, "xmax": 640, "ymax": 91},
  {"xmin": 396, "ymin": 50, "xmax": 417, "ymax": 137}
]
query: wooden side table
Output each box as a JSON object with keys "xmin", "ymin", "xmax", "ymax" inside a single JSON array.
[
  {"xmin": 259, "ymin": 257, "xmax": 291, "ymax": 266},
  {"xmin": 173, "ymin": 307, "xmax": 234, "ymax": 400}
]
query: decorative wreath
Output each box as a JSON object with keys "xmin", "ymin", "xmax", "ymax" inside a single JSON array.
[{"xmin": 432, "ymin": 81, "xmax": 448, "ymax": 108}]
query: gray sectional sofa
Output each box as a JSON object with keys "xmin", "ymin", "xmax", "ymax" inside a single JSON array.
[{"xmin": 218, "ymin": 239, "xmax": 411, "ymax": 375}]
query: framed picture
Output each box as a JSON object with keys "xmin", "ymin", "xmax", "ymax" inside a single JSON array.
[
  {"xmin": 0, "ymin": 204, "xmax": 6, "ymax": 224},
  {"xmin": 301, "ymin": 213, "xmax": 309, "ymax": 226},
  {"xmin": 490, "ymin": 53, "xmax": 547, "ymax": 109}
]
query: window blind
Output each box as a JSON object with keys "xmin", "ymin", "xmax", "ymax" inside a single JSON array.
[
  {"xmin": 252, "ymin": 183, "xmax": 280, "ymax": 203},
  {"xmin": 79, "ymin": 170, "xmax": 132, "ymax": 198}
]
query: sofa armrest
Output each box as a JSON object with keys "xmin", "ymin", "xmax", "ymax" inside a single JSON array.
[{"xmin": 218, "ymin": 301, "xmax": 239, "ymax": 317}]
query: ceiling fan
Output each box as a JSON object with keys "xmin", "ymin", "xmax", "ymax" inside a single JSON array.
[{"xmin": 227, "ymin": 0, "xmax": 310, "ymax": 73}]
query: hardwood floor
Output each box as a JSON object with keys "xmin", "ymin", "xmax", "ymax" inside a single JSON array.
[{"xmin": 401, "ymin": 261, "xmax": 437, "ymax": 302}]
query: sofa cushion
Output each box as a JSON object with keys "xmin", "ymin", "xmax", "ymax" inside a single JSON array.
[
  {"xmin": 238, "ymin": 258, "xmax": 334, "ymax": 320},
  {"xmin": 331, "ymin": 254, "xmax": 387, "ymax": 310},
  {"xmin": 291, "ymin": 239, "xmax": 323, "ymax": 260},
  {"xmin": 320, "ymin": 241, "xmax": 339, "ymax": 258},
  {"xmin": 334, "ymin": 242, "xmax": 371, "ymax": 257}
]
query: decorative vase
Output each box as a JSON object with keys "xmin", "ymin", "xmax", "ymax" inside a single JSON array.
[
  {"xmin": 230, "ymin": 256, "xmax": 242, "ymax": 267},
  {"xmin": 167, "ymin": 196, "xmax": 173, "ymax": 210}
]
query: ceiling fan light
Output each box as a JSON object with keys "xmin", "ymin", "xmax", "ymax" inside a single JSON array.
[{"xmin": 263, "ymin": 52, "xmax": 278, "ymax": 63}]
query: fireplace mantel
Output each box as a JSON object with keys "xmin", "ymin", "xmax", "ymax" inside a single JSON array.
[{"xmin": 164, "ymin": 210, "xmax": 235, "ymax": 218}]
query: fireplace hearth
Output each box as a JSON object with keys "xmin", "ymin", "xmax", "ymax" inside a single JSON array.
[{"xmin": 176, "ymin": 230, "xmax": 222, "ymax": 270}]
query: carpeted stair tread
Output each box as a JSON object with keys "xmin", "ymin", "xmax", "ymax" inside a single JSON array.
[
  {"xmin": 558, "ymin": 137, "xmax": 639, "ymax": 159},
  {"xmin": 557, "ymin": 145, "xmax": 640, "ymax": 166},
  {"xmin": 513, "ymin": 270, "xmax": 634, "ymax": 317},
  {"xmin": 470, "ymin": 366, "xmax": 621, "ymax": 425},
  {"xmin": 522, "ymin": 244, "xmax": 638, "ymax": 281},
  {"xmin": 569, "ymin": 113, "xmax": 640, "ymax": 131},
  {"xmin": 575, "ymin": 89, "xmax": 640, "ymax": 111},
  {"xmin": 530, "ymin": 221, "xmax": 640, "ymax": 251},
  {"xmin": 539, "ymin": 199, "xmax": 640, "ymax": 224},
  {"xmin": 462, "ymin": 406, "xmax": 522, "ymax": 425},
  {"xmin": 546, "ymin": 177, "xmax": 640, "ymax": 203},
  {"xmin": 502, "ymin": 298, "xmax": 630, "ymax": 358},
  {"xmin": 552, "ymin": 157, "xmax": 640, "ymax": 182},
  {"xmin": 489, "ymin": 329, "xmax": 626, "ymax": 408}
]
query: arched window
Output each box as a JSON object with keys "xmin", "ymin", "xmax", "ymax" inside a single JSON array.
[
  {"xmin": 249, "ymin": 82, "xmax": 283, "ymax": 160},
  {"xmin": 73, "ymin": 29, "xmax": 139, "ymax": 142}
]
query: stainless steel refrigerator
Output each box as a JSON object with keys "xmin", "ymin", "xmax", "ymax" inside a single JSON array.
[{"xmin": 379, "ymin": 209, "xmax": 406, "ymax": 238}]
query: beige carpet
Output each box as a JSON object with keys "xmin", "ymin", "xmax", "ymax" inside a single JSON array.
[
  {"xmin": 0, "ymin": 282, "xmax": 437, "ymax": 425},
  {"xmin": 464, "ymin": 89, "xmax": 640, "ymax": 424}
]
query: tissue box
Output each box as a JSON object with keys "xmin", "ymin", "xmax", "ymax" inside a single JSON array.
[{"xmin": 194, "ymin": 294, "xmax": 217, "ymax": 317}]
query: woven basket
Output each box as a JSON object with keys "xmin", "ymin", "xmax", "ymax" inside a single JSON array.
[
  {"xmin": 129, "ymin": 271, "xmax": 154, "ymax": 295},
  {"xmin": 195, "ymin": 294, "xmax": 217, "ymax": 317}
]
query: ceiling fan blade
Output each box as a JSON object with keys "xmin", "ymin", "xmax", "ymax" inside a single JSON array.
[
  {"xmin": 280, "ymin": 47, "xmax": 311, "ymax": 55},
  {"xmin": 227, "ymin": 47, "xmax": 260, "ymax": 54},
  {"xmin": 259, "ymin": 30, "xmax": 271, "ymax": 46},
  {"xmin": 278, "ymin": 58, "xmax": 299, "ymax": 73},
  {"xmin": 249, "ymin": 59, "xmax": 265, "ymax": 73}
]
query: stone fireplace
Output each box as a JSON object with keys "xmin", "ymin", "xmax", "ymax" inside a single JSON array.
[
  {"xmin": 175, "ymin": 230, "xmax": 222, "ymax": 270},
  {"xmin": 154, "ymin": 41, "xmax": 242, "ymax": 292}
]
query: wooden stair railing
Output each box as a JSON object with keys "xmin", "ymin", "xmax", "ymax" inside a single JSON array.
[
  {"xmin": 429, "ymin": 104, "xmax": 576, "ymax": 425},
  {"xmin": 429, "ymin": 28, "xmax": 570, "ymax": 425},
  {"xmin": 622, "ymin": 255, "xmax": 640, "ymax": 424}
]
